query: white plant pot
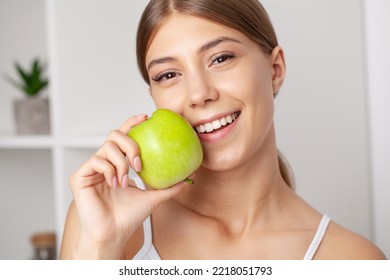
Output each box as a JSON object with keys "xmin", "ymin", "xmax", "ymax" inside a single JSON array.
[{"xmin": 14, "ymin": 98, "xmax": 51, "ymax": 135}]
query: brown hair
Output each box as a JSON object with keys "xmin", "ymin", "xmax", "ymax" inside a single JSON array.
[{"xmin": 136, "ymin": 0, "xmax": 294, "ymax": 188}]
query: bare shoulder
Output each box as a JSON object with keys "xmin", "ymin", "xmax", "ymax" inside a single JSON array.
[{"xmin": 315, "ymin": 220, "xmax": 386, "ymax": 260}]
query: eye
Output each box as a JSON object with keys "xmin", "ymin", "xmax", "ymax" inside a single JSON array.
[
  {"xmin": 210, "ymin": 52, "xmax": 235, "ymax": 66},
  {"xmin": 151, "ymin": 71, "xmax": 178, "ymax": 82}
]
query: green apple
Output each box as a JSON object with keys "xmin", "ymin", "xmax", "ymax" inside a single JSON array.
[{"xmin": 128, "ymin": 109, "xmax": 203, "ymax": 189}]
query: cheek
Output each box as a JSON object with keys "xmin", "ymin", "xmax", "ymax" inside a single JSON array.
[
  {"xmin": 247, "ymin": 60, "xmax": 274, "ymax": 98},
  {"xmin": 150, "ymin": 87, "xmax": 185, "ymax": 113},
  {"xmin": 232, "ymin": 62, "xmax": 275, "ymax": 147},
  {"xmin": 220, "ymin": 61, "xmax": 274, "ymax": 106}
]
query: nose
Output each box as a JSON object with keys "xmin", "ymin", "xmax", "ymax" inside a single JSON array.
[{"xmin": 186, "ymin": 71, "xmax": 219, "ymax": 107}]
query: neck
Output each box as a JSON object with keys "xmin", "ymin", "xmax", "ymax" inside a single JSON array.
[{"xmin": 175, "ymin": 127, "xmax": 291, "ymax": 236}]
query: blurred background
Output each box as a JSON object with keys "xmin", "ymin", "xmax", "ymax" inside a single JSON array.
[{"xmin": 0, "ymin": 0, "xmax": 389, "ymax": 259}]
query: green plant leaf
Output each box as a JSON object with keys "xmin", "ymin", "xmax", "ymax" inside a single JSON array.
[
  {"xmin": 15, "ymin": 62, "xmax": 32, "ymax": 87},
  {"xmin": 5, "ymin": 58, "xmax": 49, "ymax": 97}
]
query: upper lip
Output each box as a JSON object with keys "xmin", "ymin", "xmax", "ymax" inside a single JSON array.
[{"xmin": 191, "ymin": 111, "xmax": 240, "ymax": 127}]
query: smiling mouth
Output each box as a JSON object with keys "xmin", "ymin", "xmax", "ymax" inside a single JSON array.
[{"xmin": 194, "ymin": 112, "xmax": 241, "ymax": 134}]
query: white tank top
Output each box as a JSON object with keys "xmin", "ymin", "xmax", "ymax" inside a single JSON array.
[{"xmin": 131, "ymin": 177, "xmax": 331, "ymax": 260}]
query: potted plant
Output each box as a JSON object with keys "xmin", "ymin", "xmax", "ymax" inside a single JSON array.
[{"xmin": 4, "ymin": 58, "xmax": 50, "ymax": 135}]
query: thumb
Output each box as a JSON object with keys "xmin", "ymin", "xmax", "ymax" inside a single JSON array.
[{"xmin": 147, "ymin": 180, "xmax": 190, "ymax": 211}]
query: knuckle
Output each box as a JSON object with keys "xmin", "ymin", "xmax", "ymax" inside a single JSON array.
[
  {"xmin": 90, "ymin": 154, "xmax": 101, "ymax": 164},
  {"xmin": 103, "ymin": 140, "xmax": 116, "ymax": 150},
  {"xmin": 108, "ymin": 129, "xmax": 122, "ymax": 140},
  {"xmin": 97, "ymin": 140, "xmax": 117, "ymax": 156}
]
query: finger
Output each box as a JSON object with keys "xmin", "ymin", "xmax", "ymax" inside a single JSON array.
[
  {"xmin": 97, "ymin": 140, "xmax": 130, "ymax": 187},
  {"xmin": 118, "ymin": 114, "xmax": 148, "ymax": 134},
  {"xmin": 74, "ymin": 155, "xmax": 117, "ymax": 189},
  {"xmin": 99, "ymin": 130, "xmax": 142, "ymax": 173},
  {"xmin": 147, "ymin": 179, "xmax": 192, "ymax": 211}
]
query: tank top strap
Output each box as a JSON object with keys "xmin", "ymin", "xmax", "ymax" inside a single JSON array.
[
  {"xmin": 303, "ymin": 215, "xmax": 331, "ymax": 260},
  {"xmin": 131, "ymin": 177, "xmax": 162, "ymax": 260},
  {"xmin": 132, "ymin": 176, "xmax": 147, "ymax": 190}
]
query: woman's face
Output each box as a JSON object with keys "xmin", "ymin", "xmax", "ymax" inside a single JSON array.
[{"xmin": 145, "ymin": 13, "xmax": 285, "ymax": 171}]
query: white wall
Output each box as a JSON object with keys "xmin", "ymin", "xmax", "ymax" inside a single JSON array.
[
  {"xmin": 363, "ymin": 0, "xmax": 390, "ymax": 257},
  {"xmin": 48, "ymin": 0, "xmax": 154, "ymax": 137},
  {"xmin": 264, "ymin": 0, "xmax": 372, "ymax": 238}
]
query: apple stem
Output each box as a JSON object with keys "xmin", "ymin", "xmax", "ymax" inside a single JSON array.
[{"xmin": 184, "ymin": 177, "xmax": 194, "ymax": 184}]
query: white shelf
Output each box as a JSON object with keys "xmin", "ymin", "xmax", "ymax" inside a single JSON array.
[
  {"xmin": 0, "ymin": 135, "xmax": 106, "ymax": 149},
  {"xmin": 61, "ymin": 135, "xmax": 106, "ymax": 149},
  {"xmin": 0, "ymin": 135, "xmax": 53, "ymax": 149}
]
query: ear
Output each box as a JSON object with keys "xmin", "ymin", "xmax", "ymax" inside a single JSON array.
[{"xmin": 271, "ymin": 46, "xmax": 286, "ymax": 96}]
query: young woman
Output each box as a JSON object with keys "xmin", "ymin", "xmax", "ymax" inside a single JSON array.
[{"xmin": 60, "ymin": 0, "xmax": 386, "ymax": 259}]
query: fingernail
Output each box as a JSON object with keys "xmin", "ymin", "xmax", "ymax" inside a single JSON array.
[
  {"xmin": 121, "ymin": 175, "xmax": 128, "ymax": 189},
  {"xmin": 133, "ymin": 156, "xmax": 142, "ymax": 172},
  {"xmin": 112, "ymin": 177, "xmax": 119, "ymax": 189},
  {"xmin": 136, "ymin": 114, "xmax": 148, "ymax": 119}
]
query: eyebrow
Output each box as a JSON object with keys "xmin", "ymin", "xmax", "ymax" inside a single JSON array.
[
  {"xmin": 147, "ymin": 56, "xmax": 176, "ymax": 72},
  {"xmin": 198, "ymin": 36, "xmax": 241, "ymax": 54},
  {"xmin": 147, "ymin": 36, "xmax": 242, "ymax": 71}
]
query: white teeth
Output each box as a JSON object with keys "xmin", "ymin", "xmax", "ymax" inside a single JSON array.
[
  {"xmin": 195, "ymin": 112, "xmax": 240, "ymax": 134},
  {"xmin": 212, "ymin": 120, "xmax": 222, "ymax": 130},
  {"xmin": 205, "ymin": 123, "xmax": 213, "ymax": 132},
  {"xmin": 226, "ymin": 115, "xmax": 233, "ymax": 124}
]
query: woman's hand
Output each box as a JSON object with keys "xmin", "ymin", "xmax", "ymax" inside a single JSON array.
[{"xmin": 68, "ymin": 114, "xmax": 188, "ymax": 259}]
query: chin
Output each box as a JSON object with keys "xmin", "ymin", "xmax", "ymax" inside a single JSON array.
[{"xmin": 201, "ymin": 149, "xmax": 245, "ymax": 172}]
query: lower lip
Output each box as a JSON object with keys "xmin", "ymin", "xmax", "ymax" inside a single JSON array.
[{"xmin": 196, "ymin": 114, "xmax": 240, "ymax": 143}]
